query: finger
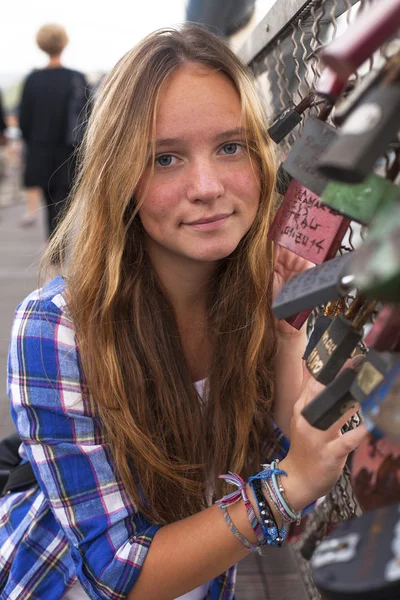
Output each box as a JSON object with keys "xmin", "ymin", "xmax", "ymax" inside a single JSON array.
[
  {"xmin": 329, "ymin": 422, "xmax": 368, "ymax": 459},
  {"xmin": 297, "ymin": 372, "xmax": 326, "ymax": 410}
]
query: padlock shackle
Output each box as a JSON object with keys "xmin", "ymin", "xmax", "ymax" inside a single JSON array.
[
  {"xmin": 294, "ymin": 92, "xmax": 315, "ymax": 115},
  {"xmin": 386, "ymin": 149, "xmax": 400, "ymax": 182},
  {"xmin": 344, "ymin": 294, "xmax": 366, "ymax": 321},
  {"xmin": 323, "ymin": 297, "xmax": 345, "ymax": 318},
  {"xmin": 352, "ymin": 299, "xmax": 378, "ymax": 330},
  {"xmin": 317, "ymin": 101, "xmax": 334, "ymax": 123}
]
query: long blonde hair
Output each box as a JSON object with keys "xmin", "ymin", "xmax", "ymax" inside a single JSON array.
[{"xmin": 42, "ymin": 24, "xmax": 278, "ymax": 524}]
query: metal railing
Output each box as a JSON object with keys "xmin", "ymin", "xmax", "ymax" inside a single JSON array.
[{"xmin": 239, "ymin": 1, "xmax": 399, "ymax": 597}]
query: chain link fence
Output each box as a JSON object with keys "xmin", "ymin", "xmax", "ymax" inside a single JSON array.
[{"xmin": 239, "ymin": 1, "xmax": 399, "ymax": 597}]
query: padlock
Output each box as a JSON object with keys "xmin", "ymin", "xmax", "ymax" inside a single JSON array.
[
  {"xmin": 275, "ymin": 163, "xmax": 293, "ymax": 196},
  {"xmin": 268, "ymin": 179, "xmax": 351, "ymax": 264},
  {"xmin": 364, "ymin": 304, "xmax": 400, "ymax": 352},
  {"xmin": 272, "ymin": 251, "xmax": 354, "ymax": 321},
  {"xmin": 320, "ymin": 174, "xmax": 400, "ymax": 226},
  {"xmin": 316, "ymin": 67, "xmax": 348, "ymax": 103},
  {"xmin": 320, "ymin": 0, "xmax": 400, "ymax": 79},
  {"xmin": 345, "ymin": 201, "xmax": 400, "ymax": 302},
  {"xmin": 268, "ymin": 93, "xmax": 315, "ymax": 144},
  {"xmin": 306, "ymin": 297, "xmax": 377, "ymax": 385},
  {"xmin": 350, "ymin": 349, "xmax": 397, "ymax": 404},
  {"xmin": 303, "ymin": 298, "xmax": 346, "ymax": 360},
  {"xmin": 311, "ymin": 504, "xmax": 400, "ymax": 600},
  {"xmin": 318, "ymin": 60, "xmax": 400, "ymax": 183},
  {"xmin": 361, "ymin": 360, "xmax": 400, "ymax": 444},
  {"xmin": 301, "ymin": 368, "xmax": 358, "ymax": 430},
  {"xmin": 282, "ymin": 114, "xmax": 338, "ymax": 196},
  {"xmin": 285, "ymin": 309, "xmax": 312, "ymax": 331},
  {"xmin": 333, "ymin": 69, "xmax": 385, "ymax": 126}
]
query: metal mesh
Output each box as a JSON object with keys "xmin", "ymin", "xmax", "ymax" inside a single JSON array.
[{"xmin": 245, "ymin": 1, "xmax": 399, "ymax": 598}]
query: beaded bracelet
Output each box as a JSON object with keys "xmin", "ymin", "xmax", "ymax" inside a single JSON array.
[
  {"xmin": 216, "ymin": 472, "xmax": 265, "ymax": 547},
  {"xmin": 218, "ymin": 504, "xmax": 261, "ymax": 553},
  {"xmin": 249, "ymin": 476, "xmax": 286, "ymax": 547},
  {"xmin": 270, "ymin": 460, "xmax": 302, "ymax": 525}
]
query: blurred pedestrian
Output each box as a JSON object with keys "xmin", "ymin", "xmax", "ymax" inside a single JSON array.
[
  {"xmin": 19, "ymin": 24, "xmax": 87, "ymax": 235},
  {"xmin": 0, "ymin": 90, "xmax": 7, "ymax": 146}
]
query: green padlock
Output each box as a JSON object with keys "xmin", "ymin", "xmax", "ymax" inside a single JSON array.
[
  {"xmin": 321, "ymin": 174, "xmax": 400, "ymax": 226},
  {"xmin": 345, "ymin": 202, "xmax": 400, "ymax": 302}
]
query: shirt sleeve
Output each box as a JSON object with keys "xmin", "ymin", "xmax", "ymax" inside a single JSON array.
[
  {"xmin": 8, "ymin": 294, "xmax": 161, "ymax": 600},
  {"xmin": 18, "ymin": 75, "xmax": 33, "ymax": 142}
]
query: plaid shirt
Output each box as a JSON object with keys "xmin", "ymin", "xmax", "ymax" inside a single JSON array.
[{"xmin": 0, "ymin": 277, "xmax": 288, "ymax": 600}]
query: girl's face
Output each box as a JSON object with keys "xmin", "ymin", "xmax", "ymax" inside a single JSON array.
[{"xmin": 137, "ymin": 63, "xmax": 261, "ymax": 270}]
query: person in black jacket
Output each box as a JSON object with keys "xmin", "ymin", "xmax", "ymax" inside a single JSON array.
[
  {"xmin": 19, "ymin": 24, "xmax": 87, "ymax": 236},
  {"xmin": 0, "ymin": 90, "xmax": 7, "ymax": 143}
]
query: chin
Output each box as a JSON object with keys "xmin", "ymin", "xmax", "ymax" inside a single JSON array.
[{"xmin": 191, "ymin": 243, "xmax": 240, "ymax": 262}]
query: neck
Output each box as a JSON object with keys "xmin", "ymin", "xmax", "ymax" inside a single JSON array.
[
  {"xmin": 47, "ymin": 55, "xmax": 62, "ymax": 68},
  {"xmin": 147, "ymin": 247, "xmax": 216, "ymax": 321}
]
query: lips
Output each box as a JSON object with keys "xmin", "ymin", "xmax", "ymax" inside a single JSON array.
[
  {"xmin": 183, "ymin": 213, "xmax": 232, "ymax": 232},
  {"xmin": 184, "ymin": 213, "xmax": 232, "ymax": 226}
]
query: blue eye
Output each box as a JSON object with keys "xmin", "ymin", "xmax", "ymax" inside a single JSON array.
[
  {"xmin": 222, "ymin": 143, "xmax": 240, "ymax": 155},
  {"xmin": 156, "ymin": 155, "xmax": 173, "ymax": 167}
]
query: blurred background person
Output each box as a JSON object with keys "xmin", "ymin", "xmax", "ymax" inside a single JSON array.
[
  {"xmin": 18, "ymin": 24, "xmax": 87, "ymax": 236},
  {"xmin": 0, "ymin": 90, "xmax": 8, "ymax": 193},
  {"xmin": 0, "ymin": 90, "xmax": 7, "ymax": 146}
]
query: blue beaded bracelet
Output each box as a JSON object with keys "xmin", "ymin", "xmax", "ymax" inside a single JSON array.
[{"xmin": 248, "ymin": 477, "xmax": 286, "ymax": 547}]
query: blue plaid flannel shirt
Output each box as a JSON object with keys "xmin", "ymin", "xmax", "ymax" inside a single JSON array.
[{"xmin": 0, "ymin": 277, "xmax": 288, "ymax": 599}]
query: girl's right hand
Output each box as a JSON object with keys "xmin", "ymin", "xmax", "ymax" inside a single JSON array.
[{"xmin": 279, "ymin": 361, "xmax": 368, "ymax": 512}]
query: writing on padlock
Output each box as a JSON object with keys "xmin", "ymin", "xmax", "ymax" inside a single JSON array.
[
  {"xmin": 345, "ymin": 201, "xmax": 400, "ymax": 302},
  {"xmin": 268, "ymin": 93, "xmax": 314, "ymax": 144},
  {"xmin": 320, "ymin": 0, "xmax": 400, "ymax": 80},
  {"xmin": 306, "ymin": 296, "xmax": 377, "ymax": 385},
  {"xmin": 268, "ymin": 179, "xmax": 350, "ymax": 264},
  {"xmin": 282, "ymin": 114, "xmax": 337, "ymax": 196},
  {"xmin": 303, "ymin": 298, "xmax": 346, "ymax": 360},
  {"xmin": 318, "ymin": 54, "xmax": 400, "ymax": 184},
  {"xmin": 321, "ymin": 174, "xmax": 400, "ymax": 226},
  {"xmin": 272, "ymin": 252, "xmax": 354, "ymax": 320}
]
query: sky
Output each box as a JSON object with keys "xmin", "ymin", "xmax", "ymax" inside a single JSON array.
[
  {"xmin": 0, "ymin": 0, "xmax": 271, "ymax": 84},
  {"xmin": 1, "ymin": 1, "xmax": 186, "ymax": 79}
]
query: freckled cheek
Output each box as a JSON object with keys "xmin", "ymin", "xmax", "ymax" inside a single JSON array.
[
  {"xmin": 138, "ymin": 186, "xmax": 180, "ymax": 226},
  {"xmin": 232, "ymin": 171, "xmax": 260, "ymax": 208}
]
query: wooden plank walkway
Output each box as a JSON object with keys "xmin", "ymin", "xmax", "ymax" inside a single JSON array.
[{"xmin": 0, "ymin": 198, "xmax": 309, "ymax": 600}]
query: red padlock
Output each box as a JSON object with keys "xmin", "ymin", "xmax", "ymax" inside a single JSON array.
[{"xmin": 268, "ymin": 179, "xmax": 350, "ymax": 264}]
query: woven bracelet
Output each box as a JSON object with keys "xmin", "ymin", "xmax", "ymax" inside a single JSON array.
[
  {"xmin": 270, "ymin": 460, "xmax": 302, "ymax": 525},
  {"xmin": 216, "ymin": 471, "xmax": 265, "ymax": 545},
  {"xmin": 218, "ymin": 504, "xmax": 261, "ymax": 553},
  {"xmin": 262, "ymin": 478, "xmax": 296, "ymax": 524}
]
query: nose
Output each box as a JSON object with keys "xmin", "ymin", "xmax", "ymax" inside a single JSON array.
[{"xmin": 186, "ymin": 158, "xmax": 225, "ymax": 204}]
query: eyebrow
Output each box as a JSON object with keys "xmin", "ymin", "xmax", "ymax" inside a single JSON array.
[{"xmin": 154, "ymin": 128, "xmax": 249, "ymax": 150}]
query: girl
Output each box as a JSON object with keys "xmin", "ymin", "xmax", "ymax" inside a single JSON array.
[{"xmin": 0, "ymin": 24, "xmax": 366, "ymax": 600}]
